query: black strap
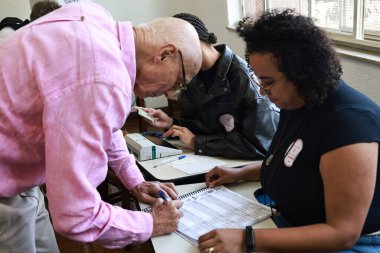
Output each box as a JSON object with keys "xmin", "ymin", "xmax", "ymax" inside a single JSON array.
[
  {"xmin": 246, "ymin": 225, "xmax": 254, "ymax": 253},
  {"xmin": 0, "ymin": 17, "xmax": 30, "ymax": 30}
]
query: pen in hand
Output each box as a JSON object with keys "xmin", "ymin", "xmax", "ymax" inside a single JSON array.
[
  {"xmin": 153, "ymin": 155, "xmax": 186, "ymax": 168},
  {"xmin": 158, "ymin": 190, "xmax": 168, "ymax": 202}
]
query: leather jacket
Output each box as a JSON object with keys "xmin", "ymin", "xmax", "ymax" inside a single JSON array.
[{"xmin": 174, "ymin": 45, "xmax": 279, "ymax": 159}]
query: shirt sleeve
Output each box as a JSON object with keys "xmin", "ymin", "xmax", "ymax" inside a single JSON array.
[
  {"xmin": 320, "ymin": 108, "xmax": 380, "ymax": 155},
  {"xmin": 107, "ymin": 129, "xmax": 144, "ymax": 190},
  {"xmin": 43, "ymin": 83, "xmax": 152, "ymax": 248},
  {"xmin": 190, "ymin": 96, "xmax": 278, "ymax": 159}
]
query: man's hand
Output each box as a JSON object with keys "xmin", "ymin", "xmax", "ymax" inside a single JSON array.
[
  {"xmin": 151, "ymin": 199, "xmax": 183, "ymax": 236},
  {"xmin": 131, "ymin": 181, "xmax": 179, "ymax": 205},
  {"xmin": 163, "ymin": 125, "xmax": 195, "ymax": 149}
]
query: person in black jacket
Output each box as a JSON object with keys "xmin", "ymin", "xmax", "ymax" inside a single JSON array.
[{"xmin": 142, "ymin": 13, "xmax": 279, "ymax": 160}]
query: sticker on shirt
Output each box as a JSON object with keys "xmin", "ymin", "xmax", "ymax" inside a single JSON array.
[
  {"xmin": 284, "ymin": 139, "xmax": 303, "ymax": 167},
  {"xmin": 219, "ymin": 114, "xmax": 235, "ymax": 132}
]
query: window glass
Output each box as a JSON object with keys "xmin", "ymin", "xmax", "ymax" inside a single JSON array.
[
  {"xmin": 365, "ymin": 0, "xmax": 380, "ymax": 41},
  {"xmin": 243, "ymin": 0, "xmax": 380, "ymax": 48}
]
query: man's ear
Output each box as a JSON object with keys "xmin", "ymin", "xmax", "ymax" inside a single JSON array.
[{"xmin": 153, "ymin": 44, "xmax": 177, "ymax": 63}]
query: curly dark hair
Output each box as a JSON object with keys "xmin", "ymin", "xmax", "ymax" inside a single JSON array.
[
  {"xmin": 236, "ymin": 9, "xmax": 342, "ymax": 106},
  {"xmin": 30, "ymin": 1, "xmax": 61, "ymax": 21}
]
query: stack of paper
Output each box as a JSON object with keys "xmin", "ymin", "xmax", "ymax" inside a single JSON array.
[{"xmin": 176, "ymin": 186, "xmax": 272, "ymax": 245}]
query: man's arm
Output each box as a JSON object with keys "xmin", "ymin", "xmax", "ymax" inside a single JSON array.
[
  {"xmin": 44, "ymin": 84, "xmax": 153, "ymax": 248},
  {"xmin": 107, "ymin": 130, "xmax": 145, "ymax": 189}
]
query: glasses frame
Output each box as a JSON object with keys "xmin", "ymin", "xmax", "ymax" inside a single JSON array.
[
  {"xmin": 249, "ymin": 72, "xmax": 275, "ymax": 94},
  {"xmin": 172, "ymin": 50, "xmax": 187, "ymax": 91}
]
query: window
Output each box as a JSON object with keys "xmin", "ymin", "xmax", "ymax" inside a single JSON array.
[{"xmin": 243, "ymin": 0, "xmax": 380, "ymax": 52}]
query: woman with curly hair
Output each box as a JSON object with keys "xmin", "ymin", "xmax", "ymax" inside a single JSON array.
[{"xmin": 200, "ymin": 9, "xmax": 380, "ymax": 252}]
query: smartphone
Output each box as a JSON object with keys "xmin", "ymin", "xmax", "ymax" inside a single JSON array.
[{"xmin": 138, "ymin": 108, "xmax": 154, "ymax": 122}]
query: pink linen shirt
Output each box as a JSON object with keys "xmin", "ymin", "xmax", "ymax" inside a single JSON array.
[{"xmin": 0, "ymin": 2, "xmax": 152, "ymax": 248}]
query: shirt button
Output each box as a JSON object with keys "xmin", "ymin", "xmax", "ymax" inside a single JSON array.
[
  {"xmin": 198, "ymin": 149, "xmax": 203, "ymax": 153},
  {"xmin": 224, "ymin": 88, "xmax": 228, "ymax": 92},
  {"xmin": 210, "ymin": 94, "xmax": 213, "ymax": 97}
]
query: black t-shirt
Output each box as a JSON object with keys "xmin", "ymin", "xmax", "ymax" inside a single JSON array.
[{"xmin": 261, "ymin": 80, "xmax": 380, "ymax": 234}]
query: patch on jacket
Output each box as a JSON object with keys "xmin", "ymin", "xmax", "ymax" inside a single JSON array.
[{"xmin": 219, "ymin": 114, "xmax": 235, "ymax": 132}]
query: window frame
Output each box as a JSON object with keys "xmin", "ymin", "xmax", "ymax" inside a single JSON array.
[{"xmin": 242, "ymin": 0, "xmax": 380, "ymax": 54}]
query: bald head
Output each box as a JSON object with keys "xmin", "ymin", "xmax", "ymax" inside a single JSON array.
[{"xmin": 133, "ymin": 17, "xmax": 202, "ymax": 97}]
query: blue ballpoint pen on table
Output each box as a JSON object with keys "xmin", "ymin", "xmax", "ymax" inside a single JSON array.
[{"xmin": 153, "ymin": 155, "xmax": 186, "ymax": 168}]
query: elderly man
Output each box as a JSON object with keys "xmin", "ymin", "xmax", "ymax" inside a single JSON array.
[{"xmin": 0, "ymin": 2, "xmax": 201, "ymax": 253}]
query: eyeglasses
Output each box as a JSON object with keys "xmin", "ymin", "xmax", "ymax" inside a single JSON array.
[
  {"xmin": 249, "ymin": 73, "xmax": 276, "ymax": 94},
  {"xmin": 171, "ymin": 50, "xmax": 187, "ymax": 90}
]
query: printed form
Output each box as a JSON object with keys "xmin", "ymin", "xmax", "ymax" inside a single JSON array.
[{"xmin": 177, "ymin": 186, "xmax": 272, "ymax": 244}]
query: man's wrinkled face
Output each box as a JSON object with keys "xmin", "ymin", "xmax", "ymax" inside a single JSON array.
[{"xmin": 134, "ymin": 51, "xmax": 187, "ymax": 98}]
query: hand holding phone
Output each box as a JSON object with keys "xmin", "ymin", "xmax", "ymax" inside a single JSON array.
[{"xmin": 138, "ymin": 108, "xmax": 154, "ymax": 122}]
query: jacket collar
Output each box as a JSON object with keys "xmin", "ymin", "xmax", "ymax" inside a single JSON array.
[
  {"xmin": 212, "ymin": 44, "xmax": 234, "ymax": 85},
  {"xmin": 200, "ymin": 44, "xmax": 234, "ymax": 103}
]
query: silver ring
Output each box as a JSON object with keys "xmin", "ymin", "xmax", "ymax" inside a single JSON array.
[{"xmin": 208, "ymin": 247, "xmax": 214, "ymax": 253}]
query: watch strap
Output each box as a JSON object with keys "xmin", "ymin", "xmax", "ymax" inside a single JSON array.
[{"xmin": 246, "ymin": 225, "xmax": 254, "ymax": 253}]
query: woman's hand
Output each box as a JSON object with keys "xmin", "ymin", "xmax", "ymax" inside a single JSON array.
[
  {"xmin": 198, "ymin": 228, "xmax": 245, "ymax": 253},
  {"xmin": 163, "ymin": 125, "xmax": 195, "ymax": 149},
  {"xmin": 138, "ymin": 107, "xmax": 174, "ymax": 129},
  {"xmin": 205, "ymin": 166, "xmax": 244, "ymax": 188}
]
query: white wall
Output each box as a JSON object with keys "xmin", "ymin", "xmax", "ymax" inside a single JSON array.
[
  {"xmin": 340, "ymin": 55, "xmax": 380, "ymax": 103},
  {"xmin": 2, "ymin": 0, "xmax": 379, "ymax": 105},
  {"xmin": 0, "ymin": 0, "xmax": 30, "ymax": 20},
  {"xmin": 94, "ymin": 0, "xmax": 245, "ymax": 57}
]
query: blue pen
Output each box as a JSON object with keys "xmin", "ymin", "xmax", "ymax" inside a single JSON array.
[
  {"xmin": 153, "ymin": 155, "xmax": 186, "ymax": 168},
  {"xmin": 158, "ymin": 190, "xmax": 168, "ymax": 202}
]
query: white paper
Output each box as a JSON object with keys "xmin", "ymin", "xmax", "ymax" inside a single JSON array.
[
  {"xmin": 141, "ymin": 186, "xmax": 273, "ymax": 246},
  {"xmin": 176, "ymin": 186, "xmax": 272, "ymax": 245},
  {"xmin": 168, "ymin": 154, "xmax": 226, "ymax": 174}
]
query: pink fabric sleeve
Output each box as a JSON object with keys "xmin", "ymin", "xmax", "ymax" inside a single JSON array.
[
  {"xmin": 107, "ymin": 130, "xmax": 144, "ymax": 190},
  {"xmin": 44, "ymin": 83, "xmax": 152, "ymax": 248}
]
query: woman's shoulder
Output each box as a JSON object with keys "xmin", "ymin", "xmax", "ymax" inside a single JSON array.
[{"xmin": 326, "ymin": 80, "xmax": 380, "ymax": 115}]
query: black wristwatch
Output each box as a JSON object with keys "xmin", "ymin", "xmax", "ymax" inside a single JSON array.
[{"xmin": 246, "ymin": 225, "xmax": 255, "ymax": 253}]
